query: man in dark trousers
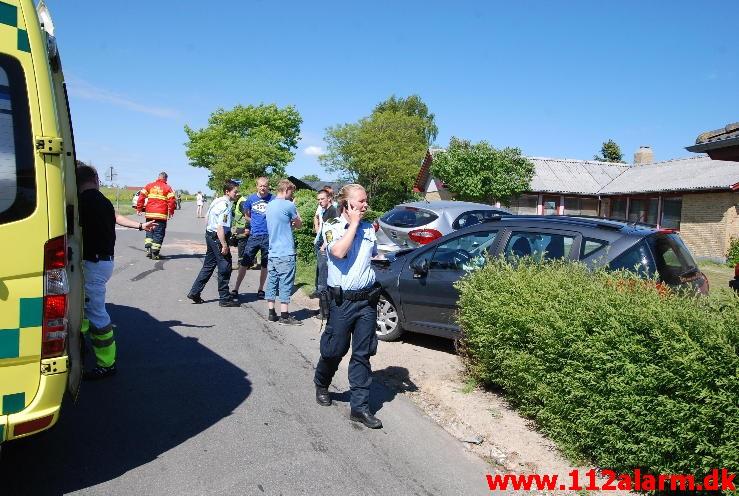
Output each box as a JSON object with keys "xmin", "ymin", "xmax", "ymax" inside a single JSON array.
[
  {"xmin": 136, "ymin": 171, "xmax": 176, "ymax": 260},
  {"xmin": 187, "ymin": 180, "xmax": 241, "ymax": 307},
  {"xmin": 312, "ymin": 188, "xmax": 338, "ymax": 300},
  {"xmin": 313, "ymin": 184, "xmax": 383, "ymax": 429},
  {"xmin": 76, "ymin": 164, "xmax": 155, "ymax": 380}
]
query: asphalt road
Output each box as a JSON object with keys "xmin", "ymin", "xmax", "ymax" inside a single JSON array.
[{"xmin": 1, "ymin": 202, "xmax": 501, "ymax": 496}]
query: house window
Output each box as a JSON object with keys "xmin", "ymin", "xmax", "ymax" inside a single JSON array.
[
  {"xmin": 509, "ymin": 194, "xmax": 538, "ymax": 215},
  {"xmin": 611, "ymin": 198, "xmax": 627, "ymax": 220},
  {"xmin": 628, "ymin": 198, "xmax": 659, "ymax": 225},
  {"xmin": 661, "ymin": 197, "xmax": 682, "ymax": 230},
  {"xmin": 564, "ymin": 197, "xmax": 599, "ymax": 216},
  {"xmin": 542, "ymin": 196, "xmax": 559, "ymax": 215}
]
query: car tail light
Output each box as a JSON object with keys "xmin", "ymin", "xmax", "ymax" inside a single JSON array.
[
  {"xmin": 658, "ymin": 228, "xmax": 678, "ymax": 234},
  {"xmin": 408, "ymin": 228, "xmax": 443, "ymax": 244},
  {"xmin": 372, "ymin": 220, "xmax": 379, "ymax": 232},
  {"xmin": 43, "ymin": 236, "xmax": 68, "ymax": 358}
]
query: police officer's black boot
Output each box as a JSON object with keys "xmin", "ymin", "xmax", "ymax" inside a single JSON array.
[
  {"xmin": 315, "ymin": 386, "xmax": 331, "ymax": 406},
  {"xmin": 350, "ymin": 410, "xmax": 383, "ymax": 429}
]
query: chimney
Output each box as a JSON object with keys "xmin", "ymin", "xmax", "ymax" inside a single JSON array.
[{"xmin": 634, "ymin": 145, "xmax": 654, "ymax": 165}]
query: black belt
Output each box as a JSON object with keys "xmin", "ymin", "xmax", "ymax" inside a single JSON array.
[
  {"xmin": 329, "ymin": 283, "xmax": 381, "ymax": 302},
  {"xmin": 84, "ymin": 254, "xmax": 114, "ymax": 263},
  {"xmin": 206, "ymin": 230, "xmax": 231, "ymax": 239}
]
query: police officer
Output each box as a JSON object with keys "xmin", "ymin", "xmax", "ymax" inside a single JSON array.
[
  {"xmin": 314, "ymin": 184, "xmax": 383, "ymax": 429},
  {"xmin": 187, "ymin": 180, "xmax": 240, "ymax": 307}
]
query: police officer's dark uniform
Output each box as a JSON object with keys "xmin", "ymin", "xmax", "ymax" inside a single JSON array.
[
  {"xmin": 313, "ymin": 212, "xmax": 383, "ymax": 428},
  {"xmin": 187, "ymin": 191, "xmax": 240, "ymax": 307}
]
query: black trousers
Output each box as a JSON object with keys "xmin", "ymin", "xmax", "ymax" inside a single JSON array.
[
  {"xmin": 189, "ymin": 232, "xmax": 232, "ymax": 302},
  {"xmin": 314, "ymin": 298, "xmax": 378, "ymax": 412}
]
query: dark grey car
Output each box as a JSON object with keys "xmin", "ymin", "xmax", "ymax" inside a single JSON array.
[{"xmin": 372, "ymin": 215, "xmax": 708, "ymax": 341}]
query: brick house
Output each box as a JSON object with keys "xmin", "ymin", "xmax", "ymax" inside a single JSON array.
[{"xmin": 413, "ymin": 150, "xmax": 739, "ymax": 260}]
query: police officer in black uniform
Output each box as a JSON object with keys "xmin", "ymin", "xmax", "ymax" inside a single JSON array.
[{"xmin": 314, "ymin": 184, "xmax": 383, "ymax": 429}]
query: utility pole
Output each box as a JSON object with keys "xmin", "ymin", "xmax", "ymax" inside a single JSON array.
[{"xmin": 105, "ymin": 166, "xmax": 120, "ymax": 212}]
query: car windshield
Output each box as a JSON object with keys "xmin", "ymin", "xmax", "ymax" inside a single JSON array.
[{"xmin": 381, "ymin": 207, "xmax": 438, "ymax": 228}]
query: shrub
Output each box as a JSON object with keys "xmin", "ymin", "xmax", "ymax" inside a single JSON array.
[
  {"xmin": 293, "ymin": 189, "xmax": 319, "ymax": 263},
  {"xmin": 457, "ymin": 259, "xmax": 739, "ymax": 486},
  {"xmin": 727, "ymin": 237, "xmax": 739, "ymax": 267}
]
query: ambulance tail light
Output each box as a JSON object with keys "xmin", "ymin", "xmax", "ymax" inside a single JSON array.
[{"xmin": 43, "ymin": 236, "xmax": 69, "ymax": 358}]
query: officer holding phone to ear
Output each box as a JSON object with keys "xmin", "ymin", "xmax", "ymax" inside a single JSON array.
[{"xmin": 313, "ymin": 184, "xmax": 383, "ymax": 429}]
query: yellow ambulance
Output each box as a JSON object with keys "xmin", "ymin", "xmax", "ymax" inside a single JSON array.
[{"xmin": 0, "ymin": 0, "xmax": 83, "ymax": 444}]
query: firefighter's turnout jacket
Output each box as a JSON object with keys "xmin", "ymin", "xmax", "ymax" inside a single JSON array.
[{"xmin": 137, "ymin": 179, "xmax": 176, "ymax": 221}]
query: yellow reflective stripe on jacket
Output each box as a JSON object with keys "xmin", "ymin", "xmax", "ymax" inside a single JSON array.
[
  {"xmin": 148, "ymin": 194, "xmax": 168, "ymax": 200},
  {"xmin": 145, "ymin": 212, "xmax": 168, "ymax": 220},
  {"xmin": 166, "ymin": 192, "xmax": 175, "ymax": 198}
]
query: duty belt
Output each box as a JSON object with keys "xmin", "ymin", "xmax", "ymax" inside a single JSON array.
[{"xmin": 329, "ymin": 283, "xmax": 381, "ymax": 302}]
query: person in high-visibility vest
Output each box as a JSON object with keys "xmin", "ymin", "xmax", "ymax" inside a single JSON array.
[
  {"xmin": 136, "ymin": 171, "xmax": 176, "ymax": 259},
  {"xmin": 76, "ymin": 164, "xmax": 155, "ymax": 379}
]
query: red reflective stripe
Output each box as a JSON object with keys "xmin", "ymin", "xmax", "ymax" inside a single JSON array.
[{"xmin": 14, "ymin": 414, "xmax": 54, "ymax": 436}]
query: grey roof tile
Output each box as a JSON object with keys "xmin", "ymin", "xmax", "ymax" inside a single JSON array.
[{"xmin": 598, "ymin": 156, "xmax": 739, "ymax": 194}]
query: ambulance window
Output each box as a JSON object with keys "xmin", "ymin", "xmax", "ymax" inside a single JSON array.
[{"xmin": 0, "ymin": 54, "xmax": 34, "ymax": 225}]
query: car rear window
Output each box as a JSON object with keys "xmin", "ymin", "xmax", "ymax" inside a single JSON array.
[
  {"xmin": 0, "ymin": 54, "xmax": 34, "ymax": 225},
  {"xmin": 381, "ymin": 207, "xmax": 438, "ymax": 228},
  {"xmin": 646, "ymin": 233, "xmax": 699, "ymax": 285},
  {"xmin": 452, "ymin": 209, "xmax": 505, "ymax": 230}
]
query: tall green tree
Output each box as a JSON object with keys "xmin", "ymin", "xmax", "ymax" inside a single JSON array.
[
  {"xmin": 321, "ymin": 111, "xmax": 428, "ymax": 211},
  {"xmin": 432, "ymin": 138, "xmax": 535, "ymax": 205},
  {"xmin": 184, "ymin": 104, "xmax": 302, "ymax": 188},
  {"xmin": 372, "ymin": 94, "xmax": 438, "ymax": 144},
  {"xmin": 594, "ymin": 139, "xmax": 624, "ymax": 163},
  {"xmin": 299, "ymin": 174, "xmax": 321, "ymax": 182}
]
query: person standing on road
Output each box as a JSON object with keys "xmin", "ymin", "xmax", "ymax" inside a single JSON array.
[
  {"xmin": 312, "ymin": 188, "xmax": 337, "ymax": 299},
  {"xmin": 233, "ymin": 177, "xmax": 273, "ymax": 299},
  {"xmin": 187, "ymin": 181, "xmax": 241, "ymax": 307},
  {"xmin": 264, "ymin": 179, "xmax": 302, "ymax": 325},
  {"xmin": 196, "ymin": 191, "xmax": 204, "ymax": 218},
  {"xmin": 76, "ymin": 164, "xmax": 156, "ymax": 380},
  {"xmin": 313, "ymin": 184, "xmax": 383, "ymax": 429},
  {"xmin": 136, "ymin": 171, "xmax": 176, "ymax": 260},
  {"xmin": 229, "ymin": 192, "xmax": 251, "ymax": 277}
]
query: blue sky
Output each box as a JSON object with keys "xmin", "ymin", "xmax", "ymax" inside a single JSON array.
[{"xmin": 50, "ymin": 0, "xmax": 738, "ymax": 194}]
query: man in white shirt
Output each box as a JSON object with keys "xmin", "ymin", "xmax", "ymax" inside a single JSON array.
[{"xmin": 187, "ymin": 181, "xmax": 240, "ymax": 307}]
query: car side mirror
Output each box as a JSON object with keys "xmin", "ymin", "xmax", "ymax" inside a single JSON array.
[{"xmin": 410, "ymin": 258, "xmax": 429, "ymax": 277}]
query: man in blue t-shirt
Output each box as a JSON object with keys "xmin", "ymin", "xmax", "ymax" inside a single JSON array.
[
  {"xmin": 264, "ymin": 179, "xmax": 302, "ymax": 325},
  {"xmin": 233, "ymin": 176, "xmax": 273, "ymax": 299}
]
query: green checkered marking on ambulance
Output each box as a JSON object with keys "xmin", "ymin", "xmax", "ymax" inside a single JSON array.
[
  {"xmin": 0, "ymin": 298, "xmax": 43, "ymax": 359},
  {"xmin": 0, "ymin": 329, "xmax": 20, "ymax": 359},
  {"xmin": 0, "ymin": 424, "xmax": 4, "ymax": 441},
  {"xmin": 0, "ymin": 2, "xmax": 17, "ymax": 27},
  {"xmin": 0, "ymin": 2, "xmax": 31, "ymax": 53},
  {"xmin": 2, "ymin": 392, "xmax": 25, "ymax": 415},
  {"xmin": 17, "ymin": 28, "xmax": 29, "ymax": 52},
  {"xmin": 19, "ymin": 297, "xmax": 43, "ymax": 328}
]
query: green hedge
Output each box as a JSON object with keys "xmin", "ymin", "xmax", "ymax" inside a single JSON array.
[
  {"xmin": 457, "ymin": 259, "xmax": 739, "ymax": 487},
  {"xmin": 727, "ymin": 237, "xmax": 739, "ymax": 267}
]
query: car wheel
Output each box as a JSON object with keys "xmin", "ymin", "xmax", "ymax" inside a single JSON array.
[{"xmin": 376, "ymin": 294, "xmax": 403, "ymax": 341}]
